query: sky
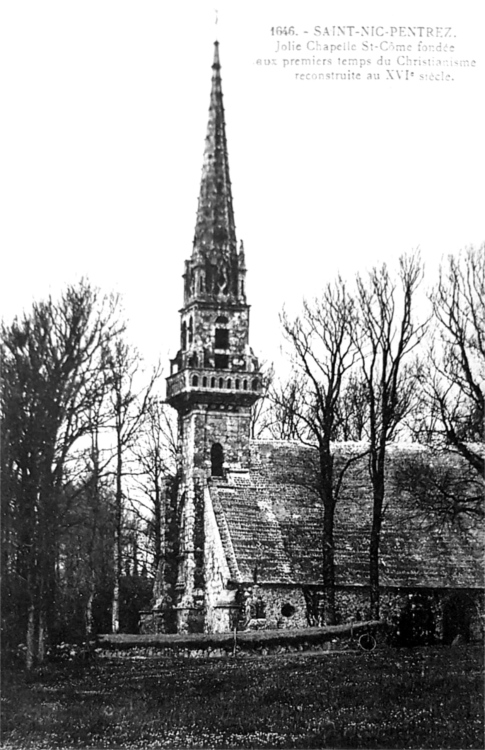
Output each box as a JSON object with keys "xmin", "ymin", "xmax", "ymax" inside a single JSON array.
[{"xmin": 1, "ymin": 0, "xmax": 484, "ymax": 375}]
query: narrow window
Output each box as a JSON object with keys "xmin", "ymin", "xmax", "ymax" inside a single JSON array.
[
  {"xmin": 188, "ymin": 317, "xmax": 193, "ymax": 344},
  {"xmin": 215, "ymin": 328, "xmax": 229, "ymax": 349},
  {"xmin": 191, "ymin": 375, "xmax": 198, "ymax": 387},
  {"xmin": 211, "ymin": 377, "xmax": 216, "ymax": 388},
  {"xmin": 235, "ymin": 379, "xmax": 240, "ymax": 390},
  {"xmin": 226, "ymin": 378, "xmax": 232, "ymax": 389},
  {"xmin": 219, "ymin": 377, "xmax": 224, "ymax": 389},
  {"xmin": 243, "ymin": 379, "xmax": 248, "ymax": 390},
  {"xmin": 252, "ymin": 378, "xmax": 259, "ymax": 391},
  {"xmin": 181, "ymin": 321, "xmax": 187, "ymax": 350},
  {"xmin": 202, "ymin": 376, "xmax": 207, "ymax": 387},
  {"xmin": 211, "ymin": 443, "xmax": 224, "ymax": 477}
]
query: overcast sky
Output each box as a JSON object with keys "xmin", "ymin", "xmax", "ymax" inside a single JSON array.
[{"xmin": 2, "ymin": 0, "xmax": 484, "ymax": 374}]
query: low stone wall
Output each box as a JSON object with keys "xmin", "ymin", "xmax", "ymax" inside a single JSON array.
[{"xmin": 96, "ymin": 621, "xmax": 385, "ymax": 659}]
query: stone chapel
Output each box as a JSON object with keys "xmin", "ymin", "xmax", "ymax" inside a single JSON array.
[{"xmin": 141, "ymin": 43, "xmax": 483, "ymax": 642}]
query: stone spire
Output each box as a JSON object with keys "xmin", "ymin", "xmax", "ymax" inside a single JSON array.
[{"xmin": 193, "ymin": 42, "xmax": 237, "ymax": 257}]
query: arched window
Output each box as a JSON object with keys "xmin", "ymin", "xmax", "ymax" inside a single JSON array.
[
  {"xmin": 181, "ymin": 321, "xmax": 187, "ymax": 350},
  {"xmin": 226, "ymin": 378, "xmax": 232, "ymax": 389},
  {"xmin": 219, "ymin": 377, "xmax": 224, "ymax": 389},
  {"xmin": 210, "ymin": 377, "xmax": 216, "ymax": 388},
  {"xmin": 202, "ymin": 376, "xmax": 207, "ymax": 387},
  {"xmin": 211, "ymin": 443, "xmax": 224, "ymax": 477},
  {"xmin": 235, "ymin": 379, "xmax": 240, "ymax": 390},
  {"xmin": 191, "ymin": 375, "xmax": 198, "ymax": 387},
  {"xmin": 243, "ymin": 379, "xmax": 248, "ymax": 390},
  {"xmin": 188, "ymin": 317, "xmax": 193, "ymax": 344},
  {"xmin": 252, "ymin": 378, "xmax": 259, "ymax": 391}
]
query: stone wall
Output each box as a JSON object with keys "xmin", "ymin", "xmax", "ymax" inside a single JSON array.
[
  {"xmin": 228, "ymin": 584, "xmax": 484, "ymax": 644},
  {"xmin": 181, "ymin": 305, "xmax": 251, "ymax": 362},
  {"xmin": 180, "ymin": 408, "xmax": 253, "ymax": 474},
  {"xmin": 247, "ymin": 585, "xmax": 308, "ymax": 630}
]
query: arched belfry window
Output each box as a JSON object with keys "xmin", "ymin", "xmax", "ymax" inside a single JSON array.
[
  {"xmin": 181, "ymin": 321, "xmax": 187, "ymax": 350},
  {"xmin": 188, "ymin": 317, "xmax": 193, "ymax": 344},
  {"xmin": 215, "ymin": 315, "xmax": 229, "ymax": 350},
  {"xmin": 211, "ymin": 443, "xmax": 224, "ymax": 477}
]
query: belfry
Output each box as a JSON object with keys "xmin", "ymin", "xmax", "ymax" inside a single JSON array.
[{"xmin": 166, "ymin": 42, "xmax": 262, "ymax": 632}]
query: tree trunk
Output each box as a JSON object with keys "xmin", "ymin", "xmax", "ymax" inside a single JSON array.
[
  {"xmin": 37, "ymin": 606, "xmax": 46, "ymax": 664},
  {"xmin": 322, "ymin": 502, "xmax": 336, "ymax": 625},
  {"xmin": 320, "ymin": 447, "xmax": 336, "ymax": 626},
  {"xmin": 369, "ymin": 454, "xmax": 385, "ymax": 620},
  {"xmin": 112, "ymin": 534, "xmax": 120, "ymax": 634},
  {"xmin": 154, "ymin": 481, "xmax": 161, "ymax": 573},
  {"xmin": 26, "ymin": 599, "xmax": 36, "ymax": 670},
  {"xmin": 85, "ymin": 568, "xmax": 96, "ymax": 638},
  {"xmin": 111, "ymin": 406, "xmax": 123, "ymax": 634}
]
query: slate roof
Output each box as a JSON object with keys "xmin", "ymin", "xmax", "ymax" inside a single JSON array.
[{"xmin": 209, "ymin": 440, "xmax": 484, "ymax": 590}]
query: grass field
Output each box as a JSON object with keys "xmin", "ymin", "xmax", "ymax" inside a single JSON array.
[{"xmin": 1, "ymin": 646, "xmax": 483, "ymax": 748}]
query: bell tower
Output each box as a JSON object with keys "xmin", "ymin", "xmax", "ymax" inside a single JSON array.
[{"xmin": 166, "ymin": 42, "xmax": 261, "ymax": 632}]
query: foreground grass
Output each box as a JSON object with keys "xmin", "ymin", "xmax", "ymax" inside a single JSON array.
[{"xmin": 1, "ymin": 646, "xmax": 483, "ymax": 748}]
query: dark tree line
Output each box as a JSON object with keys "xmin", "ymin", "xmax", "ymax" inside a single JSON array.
[{"xmin": 1, "ymin": 281, "xmax": 175, "ymax": 667}]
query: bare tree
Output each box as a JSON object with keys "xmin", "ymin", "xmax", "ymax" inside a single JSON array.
[
  {"xmin": 130, "ymin": 397, "xmax": 178, "ymax": 606},
  {"xmin": 354, "ymin": 253, "xmax": 426, "ymax": 619},
  {"xmin": 106, "ymin": 341, "xmax": 161, "ymax": 634},
  {"xmin": 332, "ymin": 371, "xmax": 370, "ymax": 442},
  {"xmin": 265, "ymin": 376, "xmax": 311, "ymax": 441},
  {"xmin": 250, "ymin": 364, "xmax": 311, "ymax": 441},
  {"xmin": 281, "ymin": 278, "xmax": 363, "ymax": 624},
  {"xmin": 424, "ymin": 246, "xmax": 484, "ymax": 475},
  {"xmin": 393, "ymin": 449, "xmax": 484, "ymax": 531}
]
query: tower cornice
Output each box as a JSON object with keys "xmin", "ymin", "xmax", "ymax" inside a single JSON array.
[{"xmin": 178, "ymin": 299, "xmax": 251, "ymax": 316}]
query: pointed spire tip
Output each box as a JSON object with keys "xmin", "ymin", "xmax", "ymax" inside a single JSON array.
[{"xmin": 212, "ymin": 40, "xmax": 220, "ymax": 69}]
